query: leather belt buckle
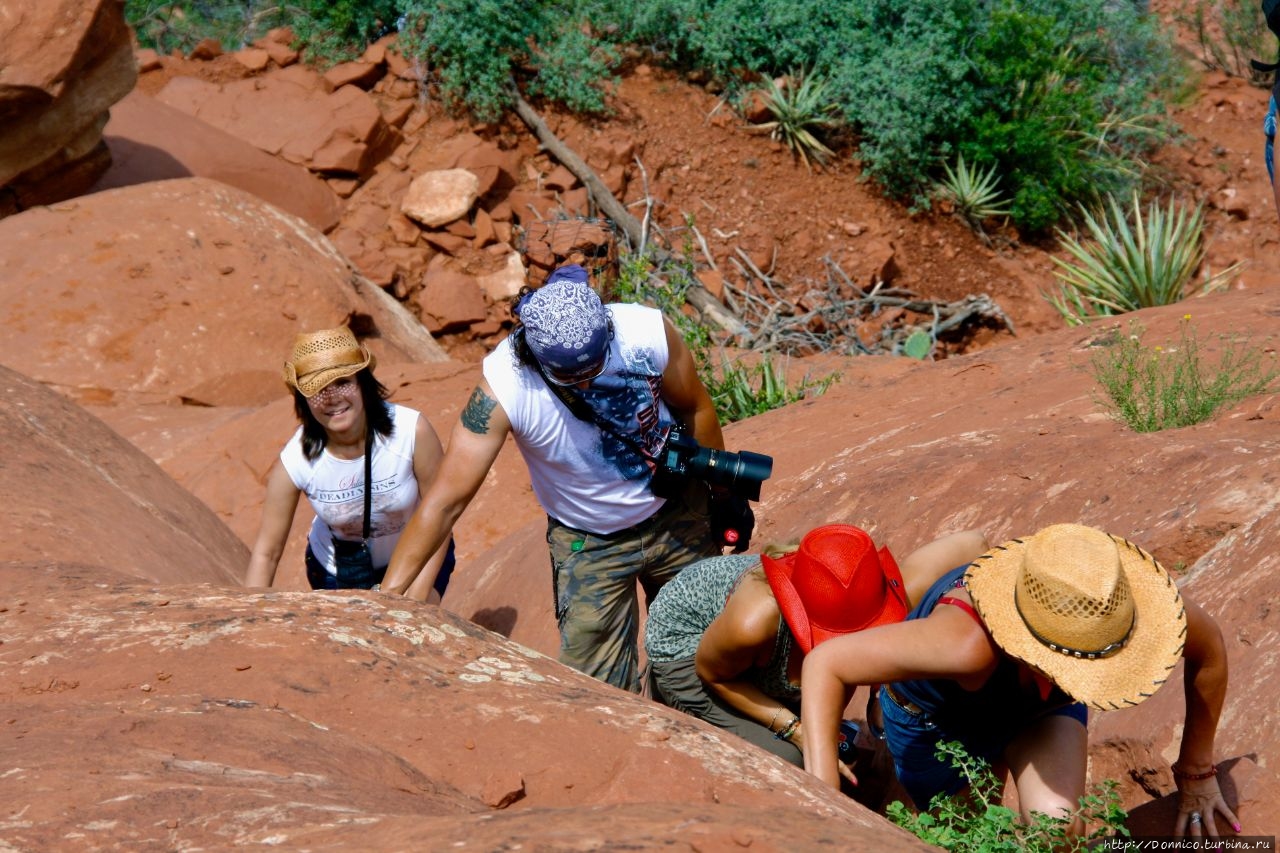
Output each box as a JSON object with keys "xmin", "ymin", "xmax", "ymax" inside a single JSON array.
[{"xmin": 885, "ymin": 684, "xmax": 926, "ymax": 717}]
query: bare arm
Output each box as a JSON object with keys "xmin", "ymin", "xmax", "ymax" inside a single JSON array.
[
  {"xmin": 899, "ymin": 530, "xmax": 989, "ymax": 607},
  {"xmin": 800, "ymin": 606, "xmax": 998, "ymax": 788},
  {"xmin": 402, "ymin": 414, "xmax": 453, "ymax": 603},
  {"xmin": 245, "ymin": 459, "xmax": 302, "ymax": 588},
  {"xmin": 659, "ymin": 318, "xmax": 724, "ymax": 450},
  {"xmin": 382, "ymin": 382, "xmax": 510, "ymax": 596},
  {"xmin": 1173, "ymin": 596, "xmax": 1238, "ymax": 836},
  {"xmin": 695, "ymin": 575, "xmax": 792, "ymax": 732}
]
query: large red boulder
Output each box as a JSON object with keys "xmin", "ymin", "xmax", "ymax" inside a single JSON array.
[
  {"xmin": 0, "ymin": 363, "xmax": 246, "ymax": 584},
  {"xmin": 93, "ymin": 90, "xmax": 343, "ymax": 233},
  {"xmin": 0, "ymin": 0, "xmax": 136, "ymax": 214},
  {"xmin": 0, "ymin": 562, "xmax": 922, "ymax": 849},
  {"xmin": 0, "ymin": 177, "xmax": 444, "ymax": 410}
]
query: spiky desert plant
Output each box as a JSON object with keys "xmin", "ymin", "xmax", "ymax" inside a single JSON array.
[
  {"xmin": 755, "ymin": 72, "xmax": 839, "ymax": 169},
  {"xmin": 1047, "ymin": 192, "xmax": 1233, "ymax": 325},
  {"xmin": 939, "ymin": 154, "xmax": 1011, "ymax": 231}
]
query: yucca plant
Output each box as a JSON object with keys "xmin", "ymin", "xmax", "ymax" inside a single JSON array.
[
  {"xmin": 1046, "ymin": 193, "xmax": 1233, "ymax": 326},
  {"xmin": 707, "ymin": 352, "xmax": 838, "ymax": 423},
  {"xmin": 938, "ymin": 154, "xmax": 1011, "ymax": 231},
  {"xmin": 755, "ymin": 72, "xmax": 839, "ymax": 169}
]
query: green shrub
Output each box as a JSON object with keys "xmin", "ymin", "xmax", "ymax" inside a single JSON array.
[
  {"xmin": 1047, "ymin": 193, "xmax": 1231, "ymax": 325},
  {"xmin": 1091, "ymin": 317, "xmax": 1278, "ymax": 432},
  {"xmin": 888, "ymin": 740, "xmax": 1129, "ymax": 852},
  {"xmin": 126, "ymin": 0, "xmax": 258, "ymax": 54},
  {"xmin": 397, "ymin": 0, "xmax": 618, "ymax": 122},
  {"xmin": 260, "ymin": 0, "xmax": 401, "ymax": 64}
]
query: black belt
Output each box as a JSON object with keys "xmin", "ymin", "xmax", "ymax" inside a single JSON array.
[{"xmin": 883, "ymin": 683, "xmax": 927, "ymax": 717}]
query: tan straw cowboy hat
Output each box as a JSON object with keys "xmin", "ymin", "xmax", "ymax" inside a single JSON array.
[
  {"xmin": 762, "ymin": 524, "xmax": 909, "ymax": 654},
  {"xmin": 963, "ymin": 523, "xmax": 1186, "ymax": 711},
  {"xmin": 282, "ymin": 326, "xmax": 375, "ymax": 397}
]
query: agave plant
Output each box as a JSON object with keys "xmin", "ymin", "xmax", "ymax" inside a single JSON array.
[
  {"xmin": 755, "ymin": 72, "xmax": 839, "ymax": 169},
  {"xmin": 1046, "ymin": 192, "xmax": 1235, "ymax": 326},
  {"xmin": 938, "ymin": 154, "xmax": 1010, "ymax": 231}
]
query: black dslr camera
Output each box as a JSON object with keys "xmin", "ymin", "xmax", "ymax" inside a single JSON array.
[{"xmin": 649, "ymin": 424, "xmax": 774, "ymax": 501}]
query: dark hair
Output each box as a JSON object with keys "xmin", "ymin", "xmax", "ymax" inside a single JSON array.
[
  {"xmin": 292, "ymin": 367, "xmax": 393, "ymax": 460},
  {"xmin": 508, "ymin": 285, "xmax": 538, "ymax": 369}
]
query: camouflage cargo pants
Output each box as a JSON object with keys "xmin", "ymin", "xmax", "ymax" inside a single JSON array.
[{"xmin": 547, "ymin": 482, "xmax": 717, "ymax": 693}]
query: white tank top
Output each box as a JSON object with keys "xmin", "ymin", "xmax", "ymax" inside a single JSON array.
[
  {"xmin": 483, "ymin": 303, "xmax": 674, "ymax": 533},
  {"xmin": 280, "ymin": 403, "xmax": 420, "ymax": 575}
]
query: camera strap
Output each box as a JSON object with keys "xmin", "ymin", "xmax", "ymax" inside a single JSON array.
[{"xmin": 530, "ymin": 359, "xmax": 658, "ymax": 462}]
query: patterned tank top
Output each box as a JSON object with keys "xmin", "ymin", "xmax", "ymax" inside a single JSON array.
[{"xmin": 644, "ymin": 554, "xmax": 800, "ymax": 701}]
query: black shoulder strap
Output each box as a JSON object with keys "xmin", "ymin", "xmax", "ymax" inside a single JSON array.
[
  {"xmin": 361, "ymin": 428, "xmax": 373, "ymax": 541},
  {"xmin": 529, "ymin": 359, "xmax": 655, "ymax": 461}
]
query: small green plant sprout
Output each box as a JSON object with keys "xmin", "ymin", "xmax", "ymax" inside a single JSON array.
[
  {"xmin": 707, "ymin": 351, "xmax": 839, "ymax": 424},
  {"xmin": 1091, "ymin": 315, "xmax": 1279, "ymax": 433},
  {"xmin": 887, "ymin": 740, "xmax": 1129, "ymax": 853},
  {"xmin": 938, "ymin": 154, "xmax": 1011, "ymax": 232},
  {"xmin": 754, "ymin": 72, "xmax": 839, "ymax": 169},
  {"xmin": 1047, "ymin": 192, "xmax": 1237, "ymax": 326}
]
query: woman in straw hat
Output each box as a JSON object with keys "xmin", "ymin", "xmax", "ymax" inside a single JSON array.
[
  {"xmin": 644, "ymin": 524, "xmax": 988, "ymax": 771},
  {"xmin": 246, "ymin": 326, "xmax": 456, "ymax": 601},
  {"xmin": 801, "ymin": 523, "xmax": 1238, "ymax": 839}
]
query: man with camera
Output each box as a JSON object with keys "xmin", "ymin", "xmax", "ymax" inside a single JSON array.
[{"xmin": 381, "ymin": 264, "xmax": 764, "ymax": 693}]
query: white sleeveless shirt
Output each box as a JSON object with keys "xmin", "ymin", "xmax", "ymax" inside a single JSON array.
[
  {"xmin": 280, "ymin": 403, "xmax": 421, "ymax": 575},
  {"xmin": 483, "ymin": 303, "xmax": 674, "ymax": 533}
]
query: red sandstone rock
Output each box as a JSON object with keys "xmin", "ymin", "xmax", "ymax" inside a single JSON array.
[
  {"xmin": 0, "ymin": 564, "xmax": 913, "ymax": 849},
  {"xmin": 0, "ymin": 178, "xmax": 443, "ymax": 409},
  {"xmin": 93, "ymin": 90, "xmax": 343, "ymax": 232},
  {"xmin": 0, "ymin": 0, "xmax": 137, "ymax": 211},
  {"xmin": 0, "ymin": 363, "xmax": 247, "ymax": 584}
]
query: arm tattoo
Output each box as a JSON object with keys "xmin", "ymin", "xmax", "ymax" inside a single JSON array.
[{"xmin": 460, "ymin": 387, "xmax": 497, "ymax": 434}]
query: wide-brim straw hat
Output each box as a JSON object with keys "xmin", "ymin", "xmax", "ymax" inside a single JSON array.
[
  {"xmin": 761, "ymin": 524, "xmax": 908, "ymax": 654},
  {"xmin": 282, "ymin": 326, "xmax": 375, "ymax": 397},
  {"xmin": 963, "ymin": 523, "xmax": 1186, "ymax": 711}
]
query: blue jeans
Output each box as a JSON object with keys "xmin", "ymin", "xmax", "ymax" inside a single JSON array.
[
  {"xmin": 879, "ymin": 684, "xmax": 1088, "ymax": 809},
  {"xmin": 1265, "ymin": 92, "xmax": 1277, "ymax": 184},
  {"xmin": 305, "ymin": 537, "xmax": 456, "ymax": 598}
]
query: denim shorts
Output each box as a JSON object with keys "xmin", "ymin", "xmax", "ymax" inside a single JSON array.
[
  {"xmin": 879, "ymin": 684, "xmax": 1088, "ymax": 809},
  {"xmin": 305, "ymin": 537, "xmax": 456, "ymax": 598}
]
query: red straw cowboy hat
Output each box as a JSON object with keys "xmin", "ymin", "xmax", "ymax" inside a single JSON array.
[
  {"xmin": 282, "ymin": 326, "xmax": 375, "ymax": 397},
  {"xmin": 963, "ymin": 524, "xmax": 1187, "ymax": 711},
  {"xmin": 762, "ymin": 524, "xmax": 909, "ymax": 654}
]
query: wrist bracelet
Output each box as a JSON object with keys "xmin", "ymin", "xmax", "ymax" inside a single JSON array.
[
  {"xmin": 1172, "ymin": 763, "xmax": 1217, "ymax": 781},
  {"xmin": 768, "ymin": 707, "xmax": 784, "ymax": 733},
  {"xmin": 774, "ymin": 716, "xmax": 800, "ymax": 741}
]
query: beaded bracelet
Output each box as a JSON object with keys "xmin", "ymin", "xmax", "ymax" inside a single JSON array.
[
  {"xmin": 1172, "ymin": 763, "xmax": 1217, "ymax": 781},
  {"xmin": 774, "ymin": 716, "xmax": 800, "ymax": 741}
]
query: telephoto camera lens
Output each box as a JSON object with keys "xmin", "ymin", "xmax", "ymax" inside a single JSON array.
[{"xmin": 689, "ymin": 446, "xmax": 774, "ymax": 501}]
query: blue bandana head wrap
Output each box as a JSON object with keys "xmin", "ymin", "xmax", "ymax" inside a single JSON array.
[{"xmin": 519, "ymin": 266, "xmax": 610, "ymax": 373}]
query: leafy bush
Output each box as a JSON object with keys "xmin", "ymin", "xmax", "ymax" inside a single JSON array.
[
  {"xmin": 397, "ymin": 0, "xmax": 618, "ymax": 122},
  {"xmin": 594, "ymin": 0, "xmax": 1179, "ymax": 232},
  {"xmin": 126, "ymin": 0, "xmax": 397, "ymax": 62},
  {"xmin": 126, "ymin": 0, "xmax": 258, "ymax": 54},
  {"xmin": 1047, "ymin": 193, "xmax": 1230, "ymax": 325},
  {"xmin": 1091, "ymin": 317, "xmax": 1278, "ymax": 432},
  {"xmin": 888, "ymin": 740, "xmax": 1129, "ymax": 852}
]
